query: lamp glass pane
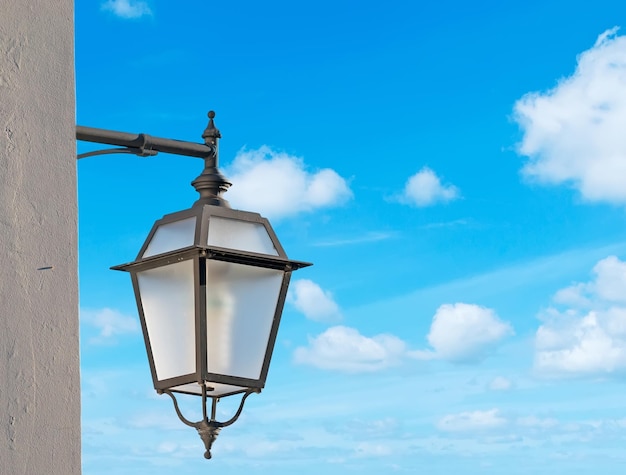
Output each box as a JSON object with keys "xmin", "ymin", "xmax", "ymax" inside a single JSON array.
[
  {"xmin": 143, "ymin": 216, "xmax": 196, "ymax": 257},
  {"xmin": 137, "ymin": 259, "xmax": 196, "ymax": 381},
  {"xmin": 207, "ymin": 216, "xmax": 278, "ymax": 256},
  {"xmin": 205, "ymin": 260, "xmax": 283, "ymax": 380}
]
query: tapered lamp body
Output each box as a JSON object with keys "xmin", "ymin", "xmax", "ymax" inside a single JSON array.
[{"xmin": 113, "ymin": 204, "xmax": 310, "ymax": 398}]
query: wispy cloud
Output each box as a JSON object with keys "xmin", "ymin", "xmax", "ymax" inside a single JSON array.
[
  {"xmin": 535, "ymin": 255, "xmax": 626, "ymax": 377},
  {"xmin": 435, "ymin": 410, "xmax": 626, "ymax": 444},
  {"xmin": 488, "ymin": 376, "xmax": 513, "ymax": 391},
  {"xmin": 101, "ymin": 0, "xmax": 152, "ymax": 19},
  {"xmin": 437, "ymin": 410, "xmax": 558, "ymax": 434},
  {"xmin": 82, "ymin": 307, "xmax": 140, "ymax": 344},
  {"xmin": 396, "ymin": 167, "xmax": 460, "ymax": 207},
  {"xmin": 288, "ymin": 279, "xmax": 342, "ymax": 322},
  {"xmin": 127, "ymin": 411, "xmax": 186, "ymax": 431},
  {"xmin": 333, "ymin": 418, "xmax": 400, "ymax": 439},
  {"xmin": 412, "ymin": 303, "xmax": 514, "ymax": 363},
  {"xmin": 347, "ymin": 240, "xmax": 626, "ymax": 329},
  {"xmin": 437, "ymin": 409, "xmax": 507, "ymax": 432},
  {"xmin": 419, "ymin": 219, "xmax": 471, "ymax": 230},
  {"xmin": 516, "ymin": 416, "xmax": 559, "ymax": 430},
  {"xmin": 314, "ymin": 231, "xmax": 395, "ymax": 247},
  {"xmin": 224, "ymin": 146, "xmax": 352, "ymax": 219},
  {"xmin": 514, "ymin": 27, "xmax": 626, "ymax": 205},
  {"xmin": 352, "ymin": 442, "xmax": 393, "ymax": 458}
]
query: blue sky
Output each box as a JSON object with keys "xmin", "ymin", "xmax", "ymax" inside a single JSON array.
[{"xmin": 76, "ymin": 1, "xmax": 626, "ymax": 473}]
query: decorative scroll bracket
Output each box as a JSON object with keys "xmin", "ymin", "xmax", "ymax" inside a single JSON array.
[{"xmin": 159, "ymin": 387, "xmax": 260, "ymax": 459}]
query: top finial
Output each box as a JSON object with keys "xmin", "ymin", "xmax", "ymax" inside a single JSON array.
[{"xmin": 202, "ymin": 111, "xmax": 221, "ymax": 145}]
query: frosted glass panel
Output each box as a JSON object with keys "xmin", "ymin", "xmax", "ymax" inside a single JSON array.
[
  {"xmin": 207, "ymin": 217, "xmax": 278, "ymax": 256},
  {"xmin": 171, "ymin": 382, "xmax": 248, "ymax": 397},
  {"xmin": 137, "ymin": 260, "xmax": 196, "ymax": 381},
  {"xmin": 143, "ymin": 217, "xmax": 197, "ymax": 257},
  {"xmin": 206, "ymin": 261, "xmax": 283, "ymax": 380}
]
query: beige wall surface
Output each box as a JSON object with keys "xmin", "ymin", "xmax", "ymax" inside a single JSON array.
[{"xmin": 0, "ymin": 1, "xmax": 80, "ymax": 473}]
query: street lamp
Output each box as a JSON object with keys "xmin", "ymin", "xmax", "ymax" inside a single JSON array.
[{"xmin": 80, "ymin": 112, "xmax": 311, "ymax": 459}]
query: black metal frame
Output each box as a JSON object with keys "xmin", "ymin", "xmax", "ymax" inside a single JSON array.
[
  {"xmin": 112, "ymin": 204, "xmax": 311, "ymax": 394},
  {"xmin": 77, "ymin": 112, "xmax": 312, "ymax": 459}
]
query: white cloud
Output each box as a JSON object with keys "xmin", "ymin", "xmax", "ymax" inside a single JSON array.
[
  {"xmin": 294, "ymin": 326, "xmax": 409, "ymax": 372},
  {"xmin": 413, "ymin": 303, "xmax": 513, "ymax": 363},
  {"xmin": 399, "ymin": 167, "xmax": 459, "ymax": 207},
  {"xmin": 289, "ymin": 279, "xmax": 341, "ymax": 322},
  {"xmin": 82, "ymin": 307, "xmax": 139, "ymax": 343},
  {"xmin": 535, "ymin": 255, "xmax": 626, "ymax": 376},
  {"xmin": 437, "ymin": 410, "xmax": 565, "ymax": 435},
  {"xmin": 419, "ymin": 218, "xmax": 470, "ymax": 230},
  {"xmin": 242, "ymin": 439, "xmax": 286, "ymax": 458},
  {"xmin": 514, "ymin": 27, "xmax": 626, "ymax": 205},
  {"xmin": 157, "ymin": 442, "xmax": 178, "ymax": 454},
  {"xmin": 592, "ymin": 255, "xmax": 626, "ymax": 302},
  {"xmin": 552, "ymin": 282, "xmax": 591, "ymax": 308},
  {"xmin": 340, "ymin": 418, "xmax": 399, "ymax": 438},
  {"xmin": 437, "ymin": 409, "xmax": 507, "ymax": 432},
  {"xmin": 535, "ymin": 310, "xmax": 626, "ymax": 375},
  {"xmin": 353, "ymin": 442, "xmax": 393, "ymax": 458},
  {"xmin": 101, "ymin": 0, "xmax": 152, "ymax": 18},
  {"xmin": 516, "ymin": 416, "xmax": 559, "ymax": 430},
  {"xmin": 224, "ymin": 146, "xmax": 352, "ymax": 219},
  {"xmin": 314, "ymin": 231, "xmax": 395, "ymax": 247},
  {"xmin": 488, "ymin": 376, "xmax": 513, "ymax": 391},
  {"xmin": 128, "ymin": 411, "xmax": 184, "ymax": 431}
]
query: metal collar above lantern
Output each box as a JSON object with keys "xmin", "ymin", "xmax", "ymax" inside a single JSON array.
[{"xmin": 111, "ymin": 112, "xmax": 311, "ymax": 458}]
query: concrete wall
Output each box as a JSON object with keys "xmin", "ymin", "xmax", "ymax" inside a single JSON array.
[{"xmin": 0, "ymin": 2, "xmax": 80, "ymax": 474}]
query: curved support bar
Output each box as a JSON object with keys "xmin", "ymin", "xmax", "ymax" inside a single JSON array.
[
  {"xmin": 219, "ymin": 389, "xmax": 259, "ymax": 428},
  {"xmin": 161, "ymin": 390, "xmax": 197, "ymax": 428},
  {"xmin": 77, "ymin": 147, "xmax": 158, "ymax": 160},
  {"xmin": 159, "ymin": 388, "xmax": 260, "ymax": 459},
  {"xmin": 160, "ymin": 388, "xmax": 258, "ymax": 428}
]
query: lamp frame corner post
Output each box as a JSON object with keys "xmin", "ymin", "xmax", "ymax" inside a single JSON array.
[{"xmin": 77, "ymin": 111, "xmax": 311, "ymax": 459}]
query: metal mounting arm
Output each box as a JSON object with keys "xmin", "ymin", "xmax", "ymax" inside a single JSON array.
[
  {"xmin": 76, "ymin": 125, "xmax": 215, "ymax": 159},
  {"xmin": 76, "ymin": 111, "xmax": 231, "ymax": 207}
]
